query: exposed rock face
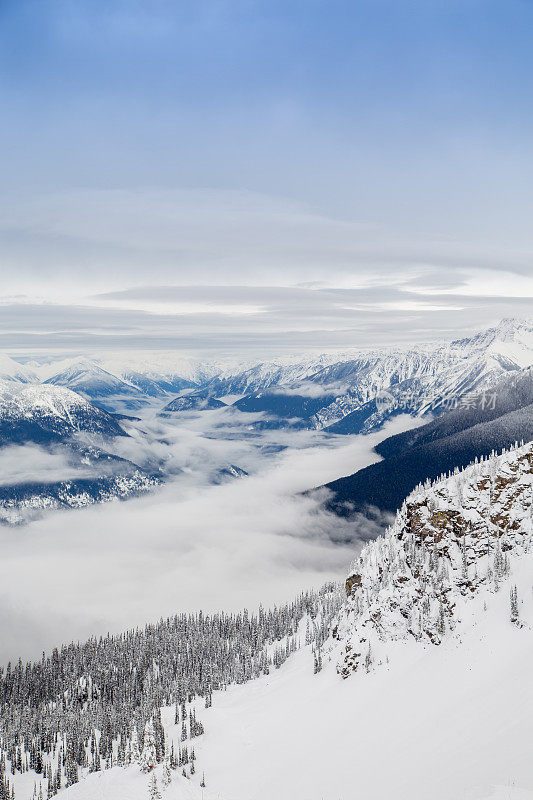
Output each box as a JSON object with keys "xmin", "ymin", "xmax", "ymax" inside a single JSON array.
[
  {"xmin": 345, "ymin": 574, "xmax": 362, "ymax": 596},
  {"xmin": 332, "ymin": 442, "xmax": 533, "ymax": 678}
]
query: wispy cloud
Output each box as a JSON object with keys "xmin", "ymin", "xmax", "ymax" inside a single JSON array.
[{"xmin": 0, "ymin": 188, "xmax": 531, "ymax": 355}]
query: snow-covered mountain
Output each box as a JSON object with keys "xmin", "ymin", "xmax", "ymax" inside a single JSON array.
[
  {"xmin": 31, "ymin": 358, "xmax": 206, "ymax": 410},
  {"xmin": 0, "ymin": 380, "xmax": 126, "ymax": 444},
  {"xmin": 99, "ymin": 354, "xmax": 222, "ymax": 389},
  {"xmin": 0, "ymin": 382, "xmax": 163, "ymax": 523},
  {"xmin": 43, "ymin": 360, "xmax": 150, "ymax": 411},
  {"xmin": 4, "ymin": 442, "xmax": 533, "ymax": 800},
  {"xmin": 160, "ymin": 394, "xmax": 227, "ymax": 413},
  {"xmin": 309, "ymin": 317, "xmax": 533, "ymax": 431},
  {"xmin": 3, "ymin": 318, "xmax": 532, "ymax": 424},
  {"xmin": 0, "ymin": 355, "xmax": 37, "ymax": 383},
  {"xmin": 200, "ymin": 352, "xmax": 353, "ymax": 397},
  {"xmin": 119, "ymin": 371, "xmax": 196, "ymax": 398},
  {"xmin": 205, "ymin": 318, "xmax": 533, "ymax": 432}
]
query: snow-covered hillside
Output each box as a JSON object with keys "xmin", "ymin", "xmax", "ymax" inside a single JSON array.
[
  {"xmin": 0, "ymin": 381, "xmax": 125, "ymax": 441},
  {"xmin": 0, "ymin": 466, "xmax": 160, "ymax": 525},
  {"xmin": 4, "ymin": 442, "xmax": 533, "ymax": 800},
  {"xmin": 334, "ymin": 439, "xmax": 533, "ymax": 674},
  {"xmin": 43, "ymin": 360, "xmax": 149, "ymax": 410},
  {"xmin": 0, "ymin": 382, "xmax": 162, "ymax": 523},
  {"xmin": 309, "ymin": 317, "xmax": 533, "ymax": 430}
]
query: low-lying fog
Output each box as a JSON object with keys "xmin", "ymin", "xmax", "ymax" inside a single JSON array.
[{"xmin": 0, "ymin": 409, "xmax": 419, "ymax": 663}]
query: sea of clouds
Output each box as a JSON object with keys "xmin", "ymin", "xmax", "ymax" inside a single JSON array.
[{"xmin": 0, "ymin": 409, "xmax": 419, "ymax": 663}]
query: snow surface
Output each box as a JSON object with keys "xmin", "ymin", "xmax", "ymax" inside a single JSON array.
[
  {"xmin": 194, "ymin": 586, "xmax": 533, "ymax": 800},
  {"xmin": 35, "ymin": 559, "xmax": 533, "ymax": 800},
  {"xmin": 22, "ymin": 442, "xmax": 533, "ymax": 800},
  {"xmin": 0, "ymin": 380, "xmax": 91, "ymax": 418}
]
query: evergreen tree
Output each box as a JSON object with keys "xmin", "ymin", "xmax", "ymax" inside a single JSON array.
[
  {"xmin": 141, "ymin": 720, "xmax": 158, "ymax": 773},
  {"xmin": 147, "ymin": 773, "xmax": 161, "ymax": 800},
  {"xmin": 510, "ymin": 585, "xmax": 519, "ymax": 624},
  {"xmin": 162, "ymin": 759, "xmax": 172, "ymax": 788},
  {"xmin": 129, "ymin": 725, "xmax": 141, "ymax": 766}
]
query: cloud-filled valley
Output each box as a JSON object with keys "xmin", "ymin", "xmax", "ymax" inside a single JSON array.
[{"xmin": 0, "ymin": 407, "xmax": 417, "ymax": 664}]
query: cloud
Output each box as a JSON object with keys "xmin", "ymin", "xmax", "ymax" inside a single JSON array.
[
  {"xmin": 0, "ymin": 413, "xmax": 418, "ymax": 664},
  {"xmin": 0, "ymin": 443, "xmax": 103, "ymax": 486},
  {"xmin": 0, "ymin": 187, "xmax": 532, "ymax": 357},
  {"xmin": 254, "ymin": 382, "xmax": 349, "ymax": 398}
]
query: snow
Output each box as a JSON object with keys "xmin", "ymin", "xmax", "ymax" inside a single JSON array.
[
  {"xmin": 194, "ymin": 584, "xmax": 533, "ymax": 800},
  {"xmin": 41, "ymin": 566, "xmax": 533, "ymax": 800},
  {"xmin": 27, "ymin": 765, "xmax": 215, "ymax": 800},
  {"xmin": 3, "ymin": 317, "xmax": 533, "ymax": 427},
  {"xmin": 0, "ymin": 380, "xmax": 90, "ymax": 418},
  {"xmin": 28, "ymin": 441, "xmax": 533, "ymax": 800}
]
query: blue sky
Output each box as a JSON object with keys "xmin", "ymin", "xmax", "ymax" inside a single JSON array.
[{"xmin": 0, "ymin": 0, "xmax": 532, "ymax": 354}]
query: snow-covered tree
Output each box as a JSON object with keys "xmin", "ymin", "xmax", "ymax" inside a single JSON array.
[
  {"xmin": 162, "ymin": 759, "xmax": 172, "ymax": 788},
  {"xmin": 148, "ymin": 773, "xmax": 161, "ymax": 799},
  {"xmin": 510, "ymin": 585, "xmax": 519, "ymax": 625},
  {"xmin": 141, "ymin": 720, "xmax": 158, "ymax": 773}
]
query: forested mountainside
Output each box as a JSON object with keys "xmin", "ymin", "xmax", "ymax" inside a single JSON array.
[
  {"xmin": 0, "ymin": 587, "xmax": 341, "ymax": 800},
  {"xmin": 376, "ymin": 366, "xmax": 533, "ymax": 459},
  {"xmin": 323, "ymin": 367, "xmax": 533, "ymax": 516}
]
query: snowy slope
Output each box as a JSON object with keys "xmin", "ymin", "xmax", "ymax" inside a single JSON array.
[
  {"xmin": 309, "ymin": 318, "xmax": 533, "ymax": 430},
  {"xmin": 191, "ymin": 443, "xmax": 533, "ymax": 800},
  {"xmin": 192, "ymin": 573, "xmax": 533, "ymax": 800},
  {"xmin": 24, "ymin": 585, "xmax": 533, "ymax": 800},
  {"xmin": 44, "ymin": 360, "xmax": 149, "ymax": 410},
  {"xmin": 0, "ymin": 355, "xmax": 37, "ymax": 383},
  {"xmin": 22, "ymin": 442, "xmax": 533, "ymax": 800},
  {"xmin": 0, "ymin": 380, "xmax": 125, "ymax": 441}
]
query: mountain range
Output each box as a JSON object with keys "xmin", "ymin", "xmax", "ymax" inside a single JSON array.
[
  {"xmin": 0, "ymin": 318, "xmax": 531, "ymax": 525},
  {"xmin": 322, "ymin": 365, "xmax": 533, "ymax": 517},
  {"xmin": 5, "ymin": 318, "xmax": 531, "ymax": 424}
]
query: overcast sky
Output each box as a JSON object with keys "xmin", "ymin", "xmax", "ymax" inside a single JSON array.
[{"xmin": 1, "ymin": 0, "xmax": 532, "ymax": 357}]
